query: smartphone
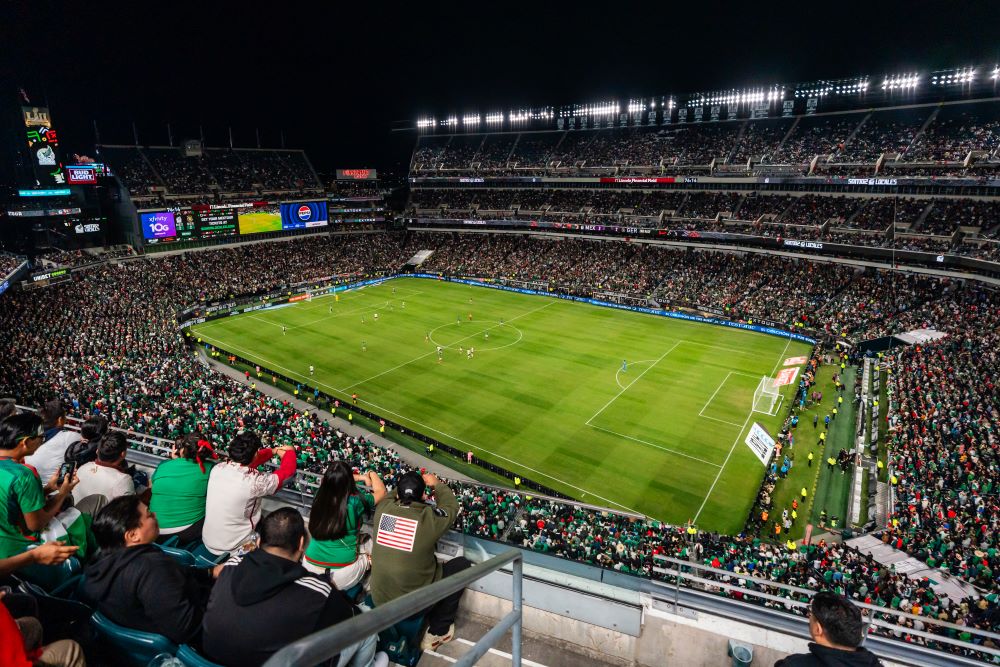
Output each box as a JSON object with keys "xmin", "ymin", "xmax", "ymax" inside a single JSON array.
[{"xmin": 57, "ymin": 461, "xmax": 77, "ymax": 486}]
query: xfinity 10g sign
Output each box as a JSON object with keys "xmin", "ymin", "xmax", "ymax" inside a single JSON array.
[{"xmin": 140, "ymin": 211, "xmax": 177, "ymax": 241}]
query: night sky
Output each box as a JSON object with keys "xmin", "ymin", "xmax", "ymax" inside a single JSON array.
[{"xmin": 2, "ymin": 1, "xmax": 998, "ymax": 178}]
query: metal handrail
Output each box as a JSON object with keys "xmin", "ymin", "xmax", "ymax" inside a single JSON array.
[
  {"xmin": 652, "ymin": 557, "xmax": 1000, "ymax": 659},
  {"xmin": 262, "ymin": 549, "xmax": 523, "ymax": 667}
]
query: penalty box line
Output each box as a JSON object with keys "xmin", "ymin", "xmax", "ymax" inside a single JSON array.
[
  {"xmin": 585, "ymin": 341, "xmax": 681, "ymax": 426},
  {"xmin": 692, "ymin": 336, "xmax": 793, "ymax": 523}
]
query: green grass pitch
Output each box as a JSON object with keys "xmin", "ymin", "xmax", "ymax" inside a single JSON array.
[{"xmin": 190, "ymin": 277, "xmax": 812, "ymax": 533}]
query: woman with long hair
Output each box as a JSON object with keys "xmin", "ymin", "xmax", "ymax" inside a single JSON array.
[{"xmin": 303, "ymin": 460, "xmax": 385, "ymax": 590}]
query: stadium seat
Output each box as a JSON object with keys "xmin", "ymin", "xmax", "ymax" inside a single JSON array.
[
  {"xmin": 190, "ymin": 542, "xmax": 229, "ymax": 565},
  {"xmin": 177, "ymin": 644, "xmax": 226, "ymax": 667},
  {"xmin": 90, "ymin": 611, "xmax": 178, "ymax": 666},
  {"xmin": 364, "ymin": 594, "xmax": 425, "ymax": 667},
  {"xmin": 156, "ymin": 544, "xmax": 198, "ymax": 567}
]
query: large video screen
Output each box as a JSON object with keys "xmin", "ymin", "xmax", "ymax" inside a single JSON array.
[
  {"xmin": 280, "ymin": 201, "xmax": 328, "ymax": 229},
  {"xmin": 140, "ymin": 211, "xmax": 177, "ymax": 242},
  {"xmin": 237, "ymin": 204, "xmax": 282, "ymax": 235}
]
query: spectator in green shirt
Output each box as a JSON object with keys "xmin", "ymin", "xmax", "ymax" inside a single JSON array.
[
  {"xmin": 150, "ymin": 433, "xmax": 216, "ymax": 546},
  {"xmin": 0, "ymin": 413, "xmax": 80, "ymax": 587},
  {"xmin": 303, "ymin": 460, "xmax": 386, "ymax": 590}
]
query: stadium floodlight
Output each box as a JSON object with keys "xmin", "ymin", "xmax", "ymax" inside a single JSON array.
[
  {"xmin": 485, "ymin": 112, "xmax": 504, "ymax": 124},
  {"xmin": 881, "ymin": 73, "xmax": 919, "ymax": 90},
  {"xmin": 462, "ymin": 114, "xmax": 480, "ymax": 126},
  {"xmin": 442, "ymin": 116, "xmax": 459, "ymax": 127},
  {"xmin": 994, "ymin": 67, "xmax": 1000, "ymax": 80},
  {"xmin": 416, "ymin": 118, "xmax": 435, "ymax": 129},
  {"xmin": 753, "ymin": 377, "xmax": 782, "ymax": 416}
]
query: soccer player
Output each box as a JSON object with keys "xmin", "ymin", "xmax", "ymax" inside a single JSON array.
[
  {"xmin": 469, "ymin": 347, "xmax": 474, "ymax": 359},
  {"xmin": 374, "ymin": 313, "xmax": 379, "ymax": 321},
  {"xmin": 437, "ymin": 346, "xmax": 444, "ymax": 363},
  {"xmin": 484, "ymin": 331, "xmax": 489, "ymax": 340},
  {"xmin": 392, "ymin": 286, "xmax": 396, "ymax": 295},
  {"xmin": 425, "ymin": 332, "xmax": 430, "ymax": 342},
  {"xmin": 352, "ymin": 393, "xmax": 358, "ymax": 405},
  {"xmin": 362, "ymin": 340, "xmax": 367, "ymax": 352},
  {"xmin": 401, "ymin": 301, "xmax": 405, "ymax": 309},
  {"xmin": 309, "ymin": 365, "xmax": 314, "ymax": 376},
  {"xmin": 499, "ymin": 318, "xmax": 504, "ymax": 326},
  {"xmin": 621, "ymin": 359, "xmax": 628, "ymax": 372},
  {"xmin": 329, "ymin": 306, "xmax": 332, "ymax": 313},
  {"xmin": 282, "ymin": 326, "xmax": 287, "ymax": 335},
  {"xmin": 468, "ymin": 312, "xmax": 473, "ymax": 321}
]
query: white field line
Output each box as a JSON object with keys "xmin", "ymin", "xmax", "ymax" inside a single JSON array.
[
  {"xmin": 246, "ymin": 314, "xmax": 286, "ymax": 330},
  {"xmin": 453, "ymin": 637, "xmax": 549, "ymax": 667},
  {"xmin": 698, "ymin": 371, "xmax": 734, "ymax": 417},
  {"xmin": 356, "ymin": 396, "xmax": 643, "ymax": 513},
  {"xmin": 286, "ymin": 299, "xmax": 391, "ymax": 331},
  {"xmin": 692, "ymin": 336, "xmax": 793, "ymax": 523},
  {"xmin": 588, "ymin": 425, "xmax": 722, "ymax": 468},
  {"xmin": 699, "ymin": 414, "xmax": 746, "ymax": 429},
  {"xmin": 336, "ymin": 299, "xmax": 558, "ymax": 393},
  {"xmin": 585, "ymin": 341, "xmax": 681, "ymax": 426}
]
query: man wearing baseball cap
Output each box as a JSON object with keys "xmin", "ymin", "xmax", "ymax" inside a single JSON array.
[{"xmin": 369, "ymin": 470, "xmax": 470, "ymax": 651}]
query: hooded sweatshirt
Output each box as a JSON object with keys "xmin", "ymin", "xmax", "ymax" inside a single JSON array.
[
  {"xmin": 775, "ymin": 642, "xmax": 884, "ymax": 667},
  {"xmin": 82, "ymin": 543, "xmax": 213, "ymax": 643},
  {"xmin": 202, "ymin": 549, "xmax": 356, "ymax": 667}
]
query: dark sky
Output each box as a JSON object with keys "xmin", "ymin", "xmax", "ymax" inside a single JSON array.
[{"xmin": 2, "ymin": 1, "xmax": 998, "ymax": 177}]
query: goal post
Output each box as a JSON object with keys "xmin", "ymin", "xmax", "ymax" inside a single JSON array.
[{"xmin": 753, "ymin": 376, "xmax": 782, "ymax": 416}]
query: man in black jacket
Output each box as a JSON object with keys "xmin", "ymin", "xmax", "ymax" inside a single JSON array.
[
  {"xmin": 775, "ymin": 592, "xmax": 883, "ymax": 666},
  {"xmin": 82, "ymin": 495, "xmax": 219, "ymax": 644},
  {"xmin": 202, "ymin": 507, "xmax": 386, "ymax": 667}
]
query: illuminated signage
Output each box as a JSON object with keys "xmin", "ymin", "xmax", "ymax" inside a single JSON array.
[
  {"xmin": 66, "ymin": 166, "xmax": 97, "ymax": 184},
  {"xmin": 336, "ymin": 169, "xmax": 377, "ymax": 180},
  {"xmin": 18, "ymin": 189, "xmax": 71, "ymax": 197}
]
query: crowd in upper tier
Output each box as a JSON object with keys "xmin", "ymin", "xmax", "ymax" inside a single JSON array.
[
  {"xmin": 412, "ymin": 101, "xmax": 1000, "ymax": 177},
  {"xmin": 410, "ymin": 188, "xmax": 1000, "ymax": 259},
  {"xmin": 98, "ymin": 146, "xmax": 323, "ymax": 196},
  {"xmin": 0, "ymin": 231, "xmax": 998, "ymax": 662}
]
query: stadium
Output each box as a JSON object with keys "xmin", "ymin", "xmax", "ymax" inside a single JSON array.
[{"xmin": 1, "ymin": 5, "xmax": 999, "ymax": 667}]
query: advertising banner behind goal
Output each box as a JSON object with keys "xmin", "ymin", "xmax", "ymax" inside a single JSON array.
[{"xmin": 744, "ymin": 422, "xmax": 776, "ymax": 466}]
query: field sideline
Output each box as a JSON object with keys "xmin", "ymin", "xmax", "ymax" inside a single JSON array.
[{"xmin": 190, "ymin": 277, "xmax": 812, "ymax": 533}]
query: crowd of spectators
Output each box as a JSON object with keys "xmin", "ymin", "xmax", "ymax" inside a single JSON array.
[
  {"xmin": 2, "ymin": 231, "xmax": 1000, "ymax": 661},
  {"xmin": 101, "ymin": 146, "xmax": 322, "ymax": 195},
  {"xmin": 0, "ymin": 253, "xmax": 26, "ymax": 277}
]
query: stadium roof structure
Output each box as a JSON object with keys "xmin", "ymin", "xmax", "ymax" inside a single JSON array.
[
  {"xmin": 413, "ymin": 63, "xmax": 1000, "ymax": 134},
  {"xmin": 893, "ymin": 329, "xmax": 949, "ymax": 346}
]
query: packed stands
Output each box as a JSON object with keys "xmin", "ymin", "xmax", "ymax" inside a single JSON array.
[
  {"xmin": 98, "ymin": 145, "xmax": 322, "ymax": 196},
  {"xmin": 2, "ymin": 228, "xmax": 1000, "ymax": 660}
]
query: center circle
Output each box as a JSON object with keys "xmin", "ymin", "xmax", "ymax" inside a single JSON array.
[{"xmin": 428, "ymin": 320, "xmax": 524, "ymax": 352}]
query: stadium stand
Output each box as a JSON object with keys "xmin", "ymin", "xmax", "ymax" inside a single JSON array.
[
  {"xmin": 98, "ymin": 145, "xmax": 322, "ymax": 197},
  {"xmin": 3, "ymin": 230, "xmax": 1000, "ymax": 663}
]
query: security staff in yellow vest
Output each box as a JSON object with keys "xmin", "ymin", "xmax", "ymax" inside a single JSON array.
[{"xmin": 370, "ymin": 471, "xmax": 471, "ymax": 651}]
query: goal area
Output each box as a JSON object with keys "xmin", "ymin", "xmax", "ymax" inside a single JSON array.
[{"xmin": 752, "ymin": 376, "xmax": 783, "ymax": 416}]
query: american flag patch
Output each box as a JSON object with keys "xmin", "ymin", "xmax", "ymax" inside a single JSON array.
[{"xmin": 377, "ymin": 513, "xmax": 418, "ymax": 552}]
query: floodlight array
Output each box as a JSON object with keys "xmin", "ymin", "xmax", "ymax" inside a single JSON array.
[
  {"xmin": 930, "ymin": 68, "xmax": 977, "ymax": 86},
  {"xmin": 881, "ymin": 73, "xmax": 920, "ymax": 90}
]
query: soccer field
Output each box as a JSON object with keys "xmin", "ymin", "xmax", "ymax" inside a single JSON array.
[{"xmin": 190, "ymin": 277, "xmax": 812, "ymax": 533}]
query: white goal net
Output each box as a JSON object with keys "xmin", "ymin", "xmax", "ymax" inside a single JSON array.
[{"xmin": 753, "ymin": 376, "xmax": 782, "ymax": 416}]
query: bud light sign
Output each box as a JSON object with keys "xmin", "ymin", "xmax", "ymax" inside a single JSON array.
[
  {"xmin": 140, "ymin": 211, "xmax": 177, "ymax": 241},
  {"xmin": 279, "ymin": 201, "xmax": 328, "ymax": 229}
]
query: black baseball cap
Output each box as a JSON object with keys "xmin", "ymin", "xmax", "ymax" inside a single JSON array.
[{"xmin": 396, "ymin": 471, "xmax": 425, "ymax": 502}]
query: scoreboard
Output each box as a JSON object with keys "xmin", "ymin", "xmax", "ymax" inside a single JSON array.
[{"xmin": 192, "ymin": 206, "xmax": 238, "ymax": 239}]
